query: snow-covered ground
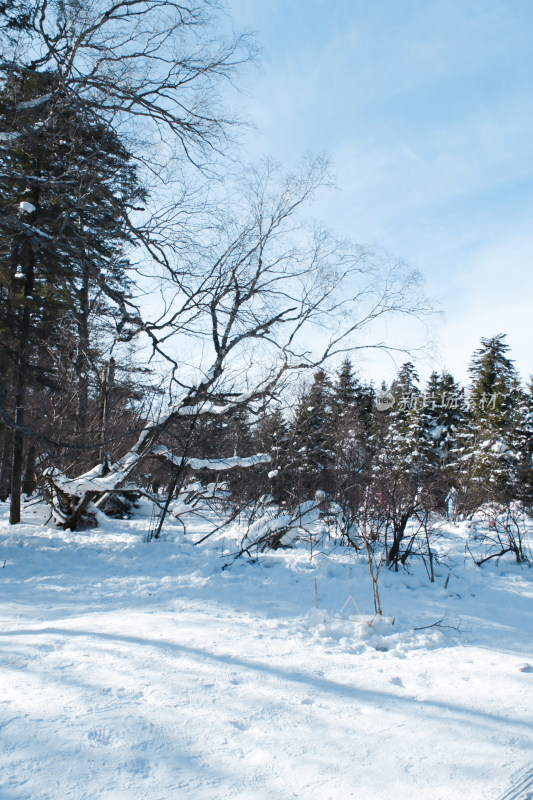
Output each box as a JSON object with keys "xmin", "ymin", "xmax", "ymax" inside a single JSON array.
[{"xmin": 0, "ymin": 499, "xmax": 532, "ymax": 799}]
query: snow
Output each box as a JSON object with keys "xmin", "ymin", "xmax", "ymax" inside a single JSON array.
[
  {"xmin": 16, "ymin": 94, "xmax": 52, "ymax": 110},
  {"xmin": 153, "ymin": 446, "xmax": 271, "ymax": 472},
  {"xmin": 430, "ymin": 423, "xmax": 445, "ymax": 440},
  {"xmin": 0, "ymin": 500, "xmax": 532, "ymax": 799},
  {"xmin": 18, "ymin": 201, "xmax": 36, "ymax": 214},
  {"xmin": 0, "ymin": 131, "xmax": 20, "ymax": 142},
  {"xmin": 492, "ymin": 440, "xmax": 509, "ymax": 454},
  {"xmin": 21, "ymin": 223, "xmax": 54, "ymax": 240},
  {"xmin": 42, "ymin": 464, "xmax": 136, "ymax": 497},
  {"xmin": 187, "ymin": 454, "xmax": 270, "ymax": 471},
  {"xmin": 175, "ymin": 392, "xmax": 258, "ymax": 417}
]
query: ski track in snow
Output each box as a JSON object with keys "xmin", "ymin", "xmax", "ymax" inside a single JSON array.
[
  {"xmin": 0, "ymin": 501, "xmax": 532, "ymax": 799},
  {"xmin": 493, "ymin": 764, "xmax": 533, "ymax": 800}
]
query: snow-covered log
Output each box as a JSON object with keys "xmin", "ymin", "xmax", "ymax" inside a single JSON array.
[
  {"xmin": 42, "ymin": 440, "xmax": 271, "ymax": 530},
  {"xmin": 42, "ymin": 465, "xmax": 147, "ymax": 529}
]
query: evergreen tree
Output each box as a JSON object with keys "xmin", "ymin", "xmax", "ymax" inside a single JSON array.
[
  {"xmin": 330, "ymin": 358, "xmax": 374, "ymax": 433},
  {"xmin": 253, "ymin": 407, "xmax": 291, "ymax": 503},
  {"xmin": 329, "ymin": 357, "xmax": 374, "ymax": 511},
  {"xmin": 0, "ymin": 69, "xmax": 145, "ymax": 521},
  {"xmin": 289, "ymin": 369, "xmax": 335, "ymax": 501},
  {"xmin": 418, "ymin": 370, "xmax": 466, "ymax": 507},
  {"xmin": 370, "ymin": 363, "xmax": 436, "ymax": 567},
  {"xmin": 512, "ymin": 377, "xmax": 533, "ymax": 504},
  {"xmin": 465, "ymin": 335, "xmax": 524, "ymax": 505}
]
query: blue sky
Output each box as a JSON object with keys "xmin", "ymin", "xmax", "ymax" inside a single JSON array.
[{"xmin": 227, "ymin": 0, "xmax": 533, "ymax": 385}]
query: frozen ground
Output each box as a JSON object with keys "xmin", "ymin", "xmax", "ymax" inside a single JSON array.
[{"xmin": 0, "ymin": 499, "xmax": 532, "ymax": 799}]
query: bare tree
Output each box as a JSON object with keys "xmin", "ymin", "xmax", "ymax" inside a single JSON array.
[
  {"xmin": 41, "ymin": 159, "xmax": 430, "ymax": 529},
  {"xmin": 0, "ymin": 0, "xmax": 254, "ymax": 523},
  {"xmin": 467, "ymin": 502, "xmax": 532, "ymax": 566},
  {"xmin": 0, "ymin": 0, "xmax": 253, "ymax": 159}
]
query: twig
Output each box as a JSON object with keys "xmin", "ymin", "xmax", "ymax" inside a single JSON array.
[{"xmin": 414, "ymin": 615, "xmax": 461, "ymax": 632}]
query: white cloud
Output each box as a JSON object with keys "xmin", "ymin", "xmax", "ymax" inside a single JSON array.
[{"xmin": 227, "ymin": 0, "xmax": 533, "ymax": 384}]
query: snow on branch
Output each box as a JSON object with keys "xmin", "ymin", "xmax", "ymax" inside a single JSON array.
[
  {"xmin": 174, "ymin": 392, "xmax": 259, "ymax": 417},
  {"xmin": 16, "ymin": 94, "xmax": 52, "ymax": 110},
  {"xmin": 42, "ymin": 464, "xmax": 138, "ymax": 497},
  {"xmin": 152, "ymin": 446, "xmax": 271, "ymax": 471},
  {"xmin": 0, "ymin": 131, "xmax": 21, "ymax": 142},
  {"xmin": 18, "ymin": 201, "xmax": 36, "ymax": 214}
]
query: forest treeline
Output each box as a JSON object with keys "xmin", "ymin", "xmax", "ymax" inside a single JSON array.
[
  {"xmin": 175, "ymin": 334, "xmax": 532, "ymax": 566},
  {"xmin": 250, "ymin": 335, "xmax": 533, "ymax": 518}
]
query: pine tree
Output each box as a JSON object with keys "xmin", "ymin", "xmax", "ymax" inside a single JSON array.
[
  {"xmin": 253, "ymin": 407, "xmax": 291, "ymax": 503},
  {"xmin": 465, "ymin": 335, "xmax": 524, "ymax": 505},
  {"xmin": 513, "ymin": 377, "xmax": 533, "ymax": 504},
  {"xmin": 330, "ymin": 358, "xmax": 374, "ymax": 432},
  {"xmin": 418, "ymin": 370, "xmax": 466, "ymax": 508},
  {"xmin": 289, "ymin": 369, "xmax": 335, "ymax": 501},
  {"xmin": 0, "ymin": 69, "xmax": 145, "ymax": 522},
  {"xmin": 329, "ymin": 357, "xmax": 374, "ymax": 511}
]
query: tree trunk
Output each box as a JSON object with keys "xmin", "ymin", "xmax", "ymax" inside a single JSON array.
[
  {"xmin": 96, "ymin": 357, "xmax": 116, "ymax": 465},
  {"xmin": 9, "ymin": 243, "xmax": 35, "ymax": 524},
  {"xmin": 75, "ymin": 266, "xmax": 90, "ymax": 438},
  {"xmin": 9, "ymin": 336, "xmax": 30, "ymax": 524},
  {"xmin": 22, "ymin": 443, "xmax": 37, "ymax": 496},
  {"xmin": 0, "ymin": 429, "xmax": 12, "ymax": 502},
  {"xmin": 387, "ymin": 513, "xmax": 409, "ymax": 569}
]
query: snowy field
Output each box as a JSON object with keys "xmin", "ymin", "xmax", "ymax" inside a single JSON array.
[{"xmin": 0, "ymin": 499, "xmax": 532, "ymax": 800}]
